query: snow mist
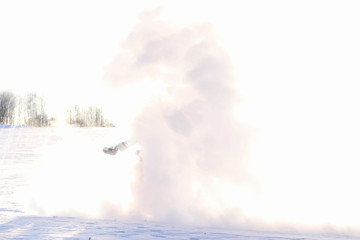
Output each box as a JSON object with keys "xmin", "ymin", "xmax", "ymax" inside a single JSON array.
[
  {"xmin": 22, "ymin": 7, "xmax": 360, "ymax": 234},
  {"xmin": 102, "ymin": 11, "xmax": 256, "ymax": 228},
  {"xmin": 102, "ymin": 9, "xmax": 360, "ymax": 233}
]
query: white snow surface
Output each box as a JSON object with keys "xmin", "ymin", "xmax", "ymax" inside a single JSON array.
[{"xmin": 0, "ymin": 127, "xmax": 359, "ymax": 240}]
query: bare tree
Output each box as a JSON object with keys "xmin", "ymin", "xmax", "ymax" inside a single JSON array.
[
  {"xmin": 24, "ymin": 93, "xmax": 50, "ymax": 127},
  {"xmin": 67, "ymin": 105, "xmax": 114, "ymax": 127},
  {"xmin": 0, "ymin": 91, "xmax": 16, "ymax": 125}
]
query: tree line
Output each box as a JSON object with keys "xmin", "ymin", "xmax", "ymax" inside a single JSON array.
[
  {"xmin": 0, "ymin": 90, "xmax": 114, "ymax": 127},
  {"xmin": 67, "ymin": 105, "xmax": 114, "ymax": 127},
  {"xmin": 0, "ymin": 91, "xmax": 50, "ymax": 127}
]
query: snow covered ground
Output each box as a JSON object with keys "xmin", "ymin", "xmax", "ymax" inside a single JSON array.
[{"xmin": 0, "ymin": 127, "xmax": 359, "ymax": 240}]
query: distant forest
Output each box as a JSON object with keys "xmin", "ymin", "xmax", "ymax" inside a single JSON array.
[{"xmin": 0, "ymin": 90, "xmax": 114, "ymax": 127}]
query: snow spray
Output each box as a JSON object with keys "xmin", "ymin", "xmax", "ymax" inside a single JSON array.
[{"xmin": 20, "ymin": 8, "xmax": 360, "ymax": 234}]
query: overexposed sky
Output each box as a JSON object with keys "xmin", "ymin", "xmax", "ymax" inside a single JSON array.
[
  {"xmin": 1, "ymin": 1, "xmax": 360, "ymax": 120},
  {"xmin": 1, "ymin": 1, "xmax": 359, "ymax": 122},
  {"xmin": 0, "ymin": 0, "xmax": 162, "ymax": 119}
]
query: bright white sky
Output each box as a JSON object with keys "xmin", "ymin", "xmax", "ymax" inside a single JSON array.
[
  {"xmin": 0, "ymin": 1, "xmax": 149, "ymax": 119},
  {"xmin": 1, "ymin": 0, "xmax": 360, "ymax": 124},
  {"xmin": 2, "ymin": 0, "xmax": 360, "ymax": 228}
]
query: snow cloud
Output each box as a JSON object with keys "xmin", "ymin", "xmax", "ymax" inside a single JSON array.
[
  {"xmin": 103, "ymin": 9, "xmax": 254, "ymax": 227},
  {"xmin": 19, "ymin": 3, "xmax": 360, "ymax": 234},
  {"xmin": 2, "ymin": 1, "xmax": 360, "ymax": 237},
  {"xmin": 101, "ymin": 6, "xmax": 360, "ymax": 233}
]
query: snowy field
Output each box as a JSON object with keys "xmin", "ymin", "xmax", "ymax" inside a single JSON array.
[{"xmin": 0, "ymin": 127, "xmax": 359, "ymax": 240}]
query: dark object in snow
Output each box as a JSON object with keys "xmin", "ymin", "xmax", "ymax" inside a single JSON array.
[
  {"xmin": 103, "ymin": 146, "xmax": 119, "ymax": 155},
  {"xmin": 103, "ymin": 141, "xmax": 131, "ymax": 155}
]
